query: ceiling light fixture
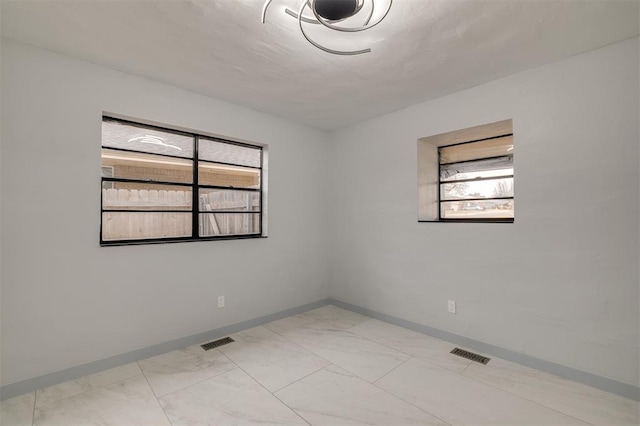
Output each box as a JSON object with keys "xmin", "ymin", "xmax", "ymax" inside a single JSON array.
[{"xmin": 261, "ymin": 0, "xmax": 393, "ymax": 56}]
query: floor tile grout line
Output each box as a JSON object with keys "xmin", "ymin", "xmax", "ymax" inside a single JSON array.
[
  {"xmin": 274, "ymin": 329, "xmax": 387, "ymax": 380},
  {"xmin": 25, "ymin": 369, "xmax": 175, "ymax": 424},
  {"xmin": 370, "ymin": 357, "xmax": 455, "ymax": 425},
  {"xmin": 136, "ymin": 361, "xmax": 174, "ymax": 426},
  {"xmin": 344, "ymin": 318, "xmax": 479, "ymax": 374},
  {"xmin": 258, "ymin": 325, "xmax": 373, "ymax": 390},
  {"xmin": 24, "ymin": 371, "xmax": 147, "ymax": 415},
  {"xmin": 457, "ymin": 368, "xmax": 597, "ymax": 426},
  {"xmin": 137, "ymin": 314, "xmax": 408, "ymax": 411},
  {"xmin": 284, "ymin": 315, "xmax": 471, "ymax": 381},
  {"xmin": 345, "ymin": 325, "xmax": 421, "ymax": 359},
  {"xmin": 27, "ymin": 364, "xmax": 144, "ymax": 413},
  {"xmin": 264, "ymin": 305, "xmax": 365, "ymax": 336},
  {"xmin": 466, "ymin": 353, "xmax": 634, "ymax": 422},
  {"xmin": 217, "ymin": 328, "xmax": 337, "ymax": 407},
  {"xmin": 215, "ymin": 339, "xmax": 322, "ymax": 416},
  {"xmin": 372, "ymin": 356, "xmax": 413, "ymax": 385},
  {"xmin": 369, "ymin": 367, "xmax": 453, "ymax": 426},
  {"xmin": 150, "ymin": 349, "xmax": 240, "ymax": 401},
  {"xmin": 264, "ymin": 311, "xmax": 465, "ymax": 391},
  {"xmin": 270, "ymin": 363, "xmax": 333, "ymax": 394},
  {"xmin": 263, "ymin": 317, "xmax": 322, "ymax": 337},
  {"xmin": 374, "ymin": 388, "xmax": 454, "ymax": 426},
  {"xmin": 227, "ymin": 323, "xmax": 329, "ymax": 353},
  {"xmin": 31, "ymin": 389, "xmax": 36, "ymax": 426},
  {"xmin": 368, "ymin": 349, "xmax": 594, "ymax": 426},
  {"xmin": 224, "ymin": 358, "xmax": 312, "ymax": 426},
  {"xmin": 279, "ymin": 358, "xmax": 454, "ymax": 426},
  {"xmin": 345, "ymin": 315, "xmax": 464, "ymax": 350},
  {"xmin": 278, "ymin": 320, "xmax": 412, "ymax": 364},
  {"xmin": 458, "ymin": 360, "xmax": 474, "ymax": 375},
  {"xmin": 366, "ymin": 342, "xmax": 591, "ymax": 425},
  {"xmin": 215, "ymin": 331, "xmax": 334, "ymax": 386},
  {"xmin": 269, "ymin": 389, "xmax": 312, "ymax": 425},
  {"xmin": 266, "ymin": 315, "xmax": 455, "ymax": 426},
  {"xmin": 89, "ymin": 325, "xmax": 411, "ymax": 424},
  {"xmin": 269, "ymin": 322, "xmax": 344, "ymax": 368},
  {"xmin": 269, "ymin": 393, "xmax": 312, "ymax": 426}
]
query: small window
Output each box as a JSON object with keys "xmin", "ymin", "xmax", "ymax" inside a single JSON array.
[
  {"xmin": 101, "ymin": 117, "xmax": 267, "ymax": 245},
  {"xmin": 418, "ymin": 120, "xmax": 514, "ymax": 223}
]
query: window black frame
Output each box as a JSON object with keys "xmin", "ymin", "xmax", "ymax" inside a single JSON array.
[
  {"xmin": 437, "ymin": 133, "xmax": 514, "ymax": 223},
  {"xmin": 100, "ymin": 116, "xmax": 264, "ymax": 246}
]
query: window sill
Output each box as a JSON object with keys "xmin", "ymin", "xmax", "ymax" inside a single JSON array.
[
  {"xmin": 418, "ymin": 219, "xmax": 514, "ymax": 224},
  {"xmin": 100, "ymin": 234, "xmax": 267, "ymax": 247}
]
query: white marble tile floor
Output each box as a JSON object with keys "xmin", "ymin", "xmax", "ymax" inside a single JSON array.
[{"xmin": 1, "ymin": 305, "xmax": 638, "ymax": 425}]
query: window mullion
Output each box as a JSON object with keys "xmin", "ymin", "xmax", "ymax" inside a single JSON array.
[
  {"xmin": 440, "ymin": 174, "xmax": 514, "ymax": 185},
  {"xmin": 259, "ymin": 148, "xmax": 264, "ymax": 234},
  {"xmin": 437, "ymin": 150, "xmax": 442, "ymax": 220},
  {"xmin": 192, "ymin": 135, "xmax": 199, "ymax": 239}
]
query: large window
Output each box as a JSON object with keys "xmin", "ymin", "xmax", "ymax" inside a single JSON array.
[
  {"xmin": 101, "ymin": 117, "xmax": 265, "ymax": 245},
  {"xmin": 418, "ymin": 119, "xmax": 514, "ymax": 223}
]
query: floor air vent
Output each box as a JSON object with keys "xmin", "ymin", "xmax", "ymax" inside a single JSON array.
[
  {"xmin": 201, "ymin": 337, "xmax": 234, "ymax": 351},
  {"xmin": 450, "ymin": 348, "xmax": 490, "ymax": 365}
]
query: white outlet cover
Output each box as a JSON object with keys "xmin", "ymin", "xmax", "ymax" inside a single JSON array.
[
  {"xmin": 448, "ymin": 300, "xmax": 456, "ymax": 314},
  {"xmin": 217, "ymin": 296, "xmax": 225, "ymax": 308}
]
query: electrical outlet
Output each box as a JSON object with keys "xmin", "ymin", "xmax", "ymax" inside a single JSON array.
[
  {"xmin": 448, "ymin": 300, "xmax": 456, "ymax": 314},
  {"xmin": 218, "ymin": 296, "xmax": 225, "ymax": 308}
]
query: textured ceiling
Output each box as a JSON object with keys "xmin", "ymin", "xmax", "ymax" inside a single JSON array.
[{"xmin": 1, "ymin": 0, "xmax": 638, "ymax": 130}]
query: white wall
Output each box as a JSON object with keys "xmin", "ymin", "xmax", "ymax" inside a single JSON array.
[
  {"xmin": 0, "ymin": 39, "xmax": 329, "ymax": 386},
  {"xmin": 328, "ymin": 37, "xmax": 639, "ymax": 386}
]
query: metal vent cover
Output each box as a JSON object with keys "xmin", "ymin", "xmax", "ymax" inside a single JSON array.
[
  {"xmin": 201, "ymin": 337, "xmax": 234, "ymax": 351},
  {"xmin": 450, "ymin": 348, "xmax": 490, "ymax": 365}
]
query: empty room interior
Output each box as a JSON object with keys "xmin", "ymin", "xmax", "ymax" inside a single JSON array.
[{"xmin": 1, "ymin": 0, "xmax": 639, "ymax": 425}]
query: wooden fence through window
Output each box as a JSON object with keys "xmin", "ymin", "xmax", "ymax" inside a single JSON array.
[{"xmin": 102, "ymin": 188, "xmax": 259, "ymax": 240}]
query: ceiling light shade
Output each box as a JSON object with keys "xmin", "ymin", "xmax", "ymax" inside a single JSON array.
[
  {"xmin": 314, "ymin": 0, "xmax": 359, "ymax": 20},
  {"xmin": 261, "ymin": 0, "xmax": 393, "ymax": 56}
]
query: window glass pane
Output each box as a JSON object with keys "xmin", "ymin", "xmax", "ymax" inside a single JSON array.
[
  {"xmin": 439, "ymin": 135, "xmax": 513, "ymax": 164},
  {"xmin": 101, "ymin": 166, "xmax": 115, "ymax": 190},
  {"xmin": 102, "ymin": 212, "xmax": 191, "ymax": 241},
  {"xmin": 199, "ymin": 213, "xmax": 261, "ymax": 237},
  {"xmin": 198, "ymin": 162, "xmax": 260, "ymax": 188},
  {"xmin": 441, "ymin": 177, "xmax": 514, "ymax": 201},
  {"xmin": 102, "ymin": 149, "xmax": 193, "ymax": 183},
  {"xmin": 102, "ymin": 184, "xmax": 192, "ymax": 211},
  {"xmin": 441, "ymin": 200, "xmax": 514, "ymax": 219},
  {"xmin": 199, "ymin": 189, "xmax": 260, "ymax": 212},
  {"xmin": 441, "ymin": 163, "xmax": 513, "ymax": 182},
  {"xmin": 199, "ymin": 138, "xmax": 261, "ymax": 168},
  {"xmin": 102, "ymin": 120, "xmax": 193, "ymax": 158},
  {"xmin": 101, "ymin": 166, "xmax": 114, "ymax": 178}
]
